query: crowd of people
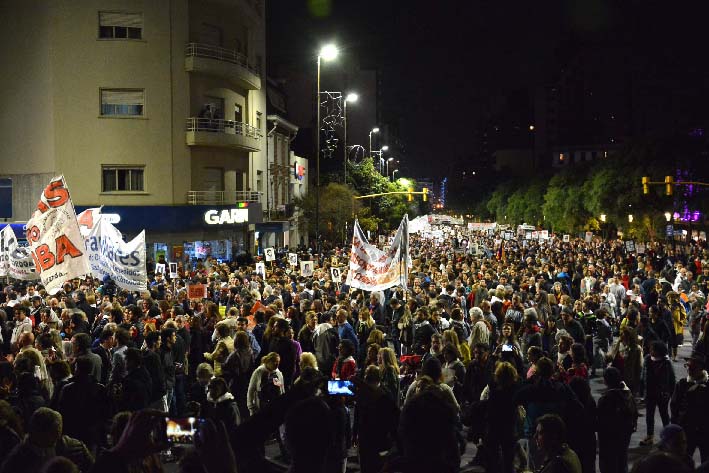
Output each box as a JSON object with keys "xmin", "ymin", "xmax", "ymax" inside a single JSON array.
[{"xmin": 1, "ymin": 228, "xmax": 709, "ymax": 473}]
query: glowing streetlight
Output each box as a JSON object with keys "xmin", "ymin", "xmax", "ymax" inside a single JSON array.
[
  {"xmin": 381, "ymin": 145, "xmax": 389, "ymax": 151},
  {"xmin": 343, "ymin": 92, "xmax": 358, "ymax": 183},
  {"xmin": 369, "ymin": 127, "xmax": 380, "ymax": 160},
  {"xmin": 600, "ymin": 214, "xmax": 606, "ymax": 223},
  {"xmin": 665, "ymin": 212, "xmax": 672, "ymax": 222},
  {"xmin": 315, "ymin": 43, "xmax": 338, "ymax": 251},
  {"xmin": 628, "ymin": 214, "xmax": 633, "ymax": 223}
]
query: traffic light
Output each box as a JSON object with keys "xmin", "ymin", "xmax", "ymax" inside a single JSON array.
[
  {"xmin": 642, "ymin": 176, "xmax": 649, "ymax": 194},
  {"xmin": 665, "ymin": 176, "xmax": 674, "ymax": 196},
  {"xmin": 407, "ymin": 188, "xmax": 413, "ymax": 202},
  {"xmin": 422, "ymin": 187, "xmax": 428, "ymax": 201}
]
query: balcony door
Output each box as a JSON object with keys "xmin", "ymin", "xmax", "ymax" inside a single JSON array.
[
  {"xmin": 199, "ymin": 23, "xmax": 222, "ymax": 47},
  {"xmin": 203, "ymin": 167, "xmax": 224, "ymax": 195},
  {"xmin": 234, "ymin": 104, "xmax": 243, "ymax": 123}
]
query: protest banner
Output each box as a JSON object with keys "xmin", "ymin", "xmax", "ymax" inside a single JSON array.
[
  {"xmin": 187, "ymin": 284, "xmax": 207, "ymax": 299},
  {"xmin": 85, "ymin": 217, "xmax": 147, "ymax": 292},
  {"xmin": 345, "ymin": 215, "xmax": 409, "ymax": 292},
  {"xmin": 25, "ymin": 176, "xmax": 90, "ymax": 293},
  {"xmin": 0, "ymin": 225, "xmax": 38, "ymax": 280}
]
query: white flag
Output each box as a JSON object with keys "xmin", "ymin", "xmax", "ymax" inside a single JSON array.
[
  {"xmin": 85, "ymin": 217, "xmax": 147, "ymax": 292},
  {"xmin": 77, "ymin": 207, "xmax": 102, "ymax": 238},
  {"xmin": 25, "ymin": 176, "xmax": 90, "ymax": 293},
  {"xmin": 0, "ymin": 225, "xmax": 39, "ymax": 280}
]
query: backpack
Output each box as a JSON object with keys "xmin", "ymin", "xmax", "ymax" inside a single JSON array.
[{"xmin": 258, "ymin": 370, "xmax": 281, "ymax": 405}]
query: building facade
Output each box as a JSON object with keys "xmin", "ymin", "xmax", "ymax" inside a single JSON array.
[{"xmin": 1, "ymin": 0, "xmax": 275, "ymax": 262}]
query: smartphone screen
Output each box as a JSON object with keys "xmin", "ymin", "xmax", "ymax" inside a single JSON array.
[
  {"xmin": 327, "ymin": 380, "xmax": 354, "ymax": 396},
  {"xmin": 165, "ymin": 417, "xmax": 203, "ymax": 445},
  {"xmin": 502, "ymin": 344, "xmax": 514, "ymax": 352}
]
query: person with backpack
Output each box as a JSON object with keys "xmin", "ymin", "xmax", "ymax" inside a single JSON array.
[
  {"xmin": 597, "ymin": 366, "xmax": 638, "ymax": 473},
  {"xmin": 246, "ymin": 352, "xmax": 284, "ymax": 416},
  {"xmin": 313, "ymin": 312, "xmax": 340, "ymax": 377}
]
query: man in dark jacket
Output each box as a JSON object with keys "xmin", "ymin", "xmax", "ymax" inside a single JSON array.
[
  {"xmin": 91, "ymin": 328, "xmax": 114, "ymax": 386},
  {"xmin": 160, "ymin": 328, "xmax": 177, "ymax": 413},
  {"xmin": 142, "ymin": 331, "xmax": 167, "ymax": 410},
  {"xmin": 57, "ymin": 357, "xmax": 108, "ymax": 452},
  {"xmin": 120, "ymin": 348, "xmax": 152, "ymax": 412},
  {"xmin": 597, "ymin": 367, "xmax": 638, "ymax": 473},
  {"xmin": 670, "ymin": 351, "xmax": 709, "ymax": 462},
  {"xmin": 71, "ymin": 332, "xmax": 103, "ymax": 384},
  {"xmin": 534, "ymin": 414, "xmax": 582, "ymax": 473},
  {"xmin": 558, "ymin": 308, "xmax": 585, "ymax": 344}
]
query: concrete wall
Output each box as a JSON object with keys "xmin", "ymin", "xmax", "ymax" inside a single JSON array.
[
  {"xmin": 0, "ymin": 1, "xmax": 56, "ymax": 175},
  {"xmin": 0, "ymin": 173, "xmax": 55, "ymax": 222}
]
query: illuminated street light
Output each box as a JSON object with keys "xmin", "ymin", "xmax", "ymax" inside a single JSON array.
[
  {"xmin": 628, "ymin": 214, "xmax": 633, "ymax": 223},
  {"xmin": 600, "ymin": 214, "xmax": 606, "ymax": 223},
  {"xmin": 343, "ymin": 92, "xmax": 358, "ymax": 183},
  {"xmin": 381, "ymin": 145, "xmax": 389, "ymax": 151},
  {"xmin": 315, "ymin": 43, "xmax": 338, "ymax": 252},
  {"xmin": 369, "ymin": 127, "xmax": 380, "ymax": 160},
  {"xmin": 665, "ymin": 212, "xmax": 672, "ymax": 222}
]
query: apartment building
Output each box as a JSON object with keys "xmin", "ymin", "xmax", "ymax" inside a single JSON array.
[{"xmin": 0, "ymin": 0, "xmax": 271, "ymax": 261}]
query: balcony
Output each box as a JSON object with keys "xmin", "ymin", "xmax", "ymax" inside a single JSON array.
[
  {"xmin": 185, "ymin": 118, "xmax": 262, "ymax": 151},
  {"xmin": 187, "ymin": 190, "xmax": 262, "ymax": 205},
  {"xmin": 185, "ymin": 43, "xmax": 261, "ymax": 90}
]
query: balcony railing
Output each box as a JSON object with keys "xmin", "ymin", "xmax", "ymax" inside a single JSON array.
[
  {"xmin": 185, "ymin": 43, "xmax": 260, "ymax": 76},
  {"xmin": 185, "ymin": 118, "xmax": 262, "ymax": 139},
  {"xmin": 187, "ymin": 190, "xmax": 262, "ymax": 205}
]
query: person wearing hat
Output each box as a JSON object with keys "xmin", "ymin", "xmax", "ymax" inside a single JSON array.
[{"xmin": 670, "ymin": 351, "xmax": 709, "ymax": 462}]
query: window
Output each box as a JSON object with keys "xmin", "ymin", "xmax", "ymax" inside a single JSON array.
[
  {"xmin": 101, "ymin": 89, "xmax": 144, "ymax": 117},
  {"xmin": 99, "ymin": 12, "xmax": 143, "ymax": 39},
  {"xmin": 256, "ymin": 112, "xmax": 262, "ymax": 130},
  {"xmin": 102, "ymin": 166, "xmax": 144, "ymax": 192}
]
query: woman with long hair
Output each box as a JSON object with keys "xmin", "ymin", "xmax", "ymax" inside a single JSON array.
[
  {"xmin": 484, "ymin": 361, "xmax": 522, "ymax": 473},
  {"xmin": 223, "ymin": 330, "xmax": 254, "ymax": 420},
  {"xmin": 608, "ymin": 326, "xmax": 643, "ymax": 395},
  {"xmin": 267, "ymin": 318, "xmax": 298, "ymax": 390},
  {"xmin": 357, "ymin": 309, "xmax": 376, "ymax": 364},
  {"xmin": 443, "ymin": 329, "xmax": 470, "ymax": 366},
  {"xmin": 378, "ymin": 347, "xmax": 401, "ymax": 407}
]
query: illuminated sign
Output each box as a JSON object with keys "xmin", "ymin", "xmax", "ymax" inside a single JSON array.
[
  {"xmin": 294, "ymin": 162, "xmax": 305, "ymax": 181},
  {"xmin": 204, "ymin": 208, "xmax": 249, "ymax": 225}
]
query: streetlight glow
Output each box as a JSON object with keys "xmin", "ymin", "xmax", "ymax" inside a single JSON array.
[
  {"xmin": 600, "ymin": 214, "xmax": 606, "ymax": 222},
  {"xmin": 345, "ymin": 92, "xmax": 358, "ymax": 103},
  {"xmin": 371, "ymin": 127, "xmax": 379, "ymax": 133},
  {"xmin": 665, "ymin": 212, "xmax": 672, "ymax": 222},
  {"xmin": 381, "ymin": 145, "xmax": 389, "ymax": 151},
  {"xmin": 319, "ymin": 44, "xmax": 338, "ymax": 61},
  {"xmin": 387, "ymin": 157, "xmax": 394, "ymax": 161}
]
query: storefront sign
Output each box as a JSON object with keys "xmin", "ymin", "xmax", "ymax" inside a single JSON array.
[{"xmin": 204, "ymin": 208, "xmax": 249, "ymax": 225}]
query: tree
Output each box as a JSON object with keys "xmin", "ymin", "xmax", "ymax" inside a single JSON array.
[{"xmin": 294, "ymin": 183, "xmax": 360, "ymax": 245}]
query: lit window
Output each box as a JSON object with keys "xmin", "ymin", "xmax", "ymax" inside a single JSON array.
[
  {"xmin": 102, "ymin": 166, "xmax": 144, "ymax": 192},
  {"xmin": 559, "ymin": 153, "xmax": 565, "ymax": 162},
  {"xmin": 100, "ymin": 89, "xmax": 144, "ymax": 117},
  {"xmin": 99, "ymin": 12, "xmax": 143, "ymax": 40}
]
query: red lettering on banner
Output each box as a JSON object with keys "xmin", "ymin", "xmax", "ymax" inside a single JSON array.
[
  {"xmin": 55, "ymin": 234, "xmax": 83, "ymax": 264},
  {"xmin": 28, "ymin": 226, "xmax": 41, "ymax": 243},
  {"xmin": 34, "ymin": 244, "xmax": 56, "ymax": 271},
  {"xmin": 77, "ymin": 210, "xmax": 94, "ymax": 230},
  {"xmin": 36, "ymin": 179, "xmax": 69, "ymax": 214}
]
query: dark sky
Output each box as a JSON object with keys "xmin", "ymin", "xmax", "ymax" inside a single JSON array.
[{"xmin": 267, "ymin": 0, "xmax": 709, "ymax": 177}]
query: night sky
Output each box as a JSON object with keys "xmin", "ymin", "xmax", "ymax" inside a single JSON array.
[{"xmin": 267, "ymin": 0, "xmax": 709, "ymax": 177}]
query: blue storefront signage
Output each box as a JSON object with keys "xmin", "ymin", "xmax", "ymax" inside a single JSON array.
[{"xmin": 74, "ymin": 203, "xmax": 263, "ymax": 233}]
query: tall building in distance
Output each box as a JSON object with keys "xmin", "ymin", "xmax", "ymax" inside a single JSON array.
[{"xmin": 0, "ymin": 0, "xmax": 299, "ymax": 261}]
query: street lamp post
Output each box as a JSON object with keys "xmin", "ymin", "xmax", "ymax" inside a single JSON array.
[
  {"xmin": 377, "ymin": 145, "xmax": 389, "ymax": 174},
  {"xmin": 392, "ymin": 169, "xmax": 399, "ymax": 181},
  {"xmin": 343, "ymin": 92, "xmax": 358, "ymax": 185},
  {"xmin": 316, "ymin": 44, "xmax": 338, "ymax": 253},
  {"xmin": 368, "ymin": 127, "xmax": 379, "ymax": 160},
  {"xmin": 386, "ymin": 157, "xmax": 394, "ymax": 178}
]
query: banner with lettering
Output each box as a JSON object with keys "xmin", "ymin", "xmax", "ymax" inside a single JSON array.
[
  {"xmin": 25, "ymin": 176, "xmax": 90, "ymax": 293},
  {"xmin": 346, "ymin": 215, "xmax": 409, "ymax": 291},
  {"xmin": 77, "ymin": 207, "xmax": 103, "ymax": 237},
  {"xmin": 0, "ymin": 225, "xmax": 39, "ymax": 280},
  {"xmin": 85, "ymin": 217, "xmax": 147, "ymax": 292}
]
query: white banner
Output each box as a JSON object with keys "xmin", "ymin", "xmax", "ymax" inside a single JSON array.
[
  {"xmin": 85, "ymin": 217, "xmax": 147, "ymax": 292},
  {"xmin": 0, "ymin": 225, "xmax": 39, "ymax": 280},
  {"xmin": 26, "ymin": 176, "xmax": 90, "ymax": 294},
  {"xmin": 346, "ymin": 215, "xmax": 409, "ymax": 292},
  {"xmin": 77, "ymin": 207, "xmax": 102, "ymax": 238}
]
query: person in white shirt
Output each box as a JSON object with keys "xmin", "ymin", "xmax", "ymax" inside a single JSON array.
[{"xmin": 10, "ymin": 305, "xmax": 33, "ymax": 348}]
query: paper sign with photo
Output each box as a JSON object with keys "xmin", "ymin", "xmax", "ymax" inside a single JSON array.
[
  {"xmin": 300, "ymin": 260, "xmax": 313, "ymax": 277},
  {"xmin": 331, "ymin": 267, "xmax": 342, "ymax": 282},
  {"xmin": 155, "ymin": 263, "xmax": 166, "ymax": 275},
  {"xmin": 264, "ymin": 247, "xmax": 276, "ymax": 262},
  {"xmin": 255, "ymin": 262, "xmax": 266, "ymax": 277},
  {"xmin": 288, "ymin": 253, "xmax": 298, "ymax": 266},
  {"xmin": 168, "ymin": 262, "xmax": 178, "ymax": 278},
  {"xmin": 563, "ymin": 234, "xmax": 570, "ymax": 242}
]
